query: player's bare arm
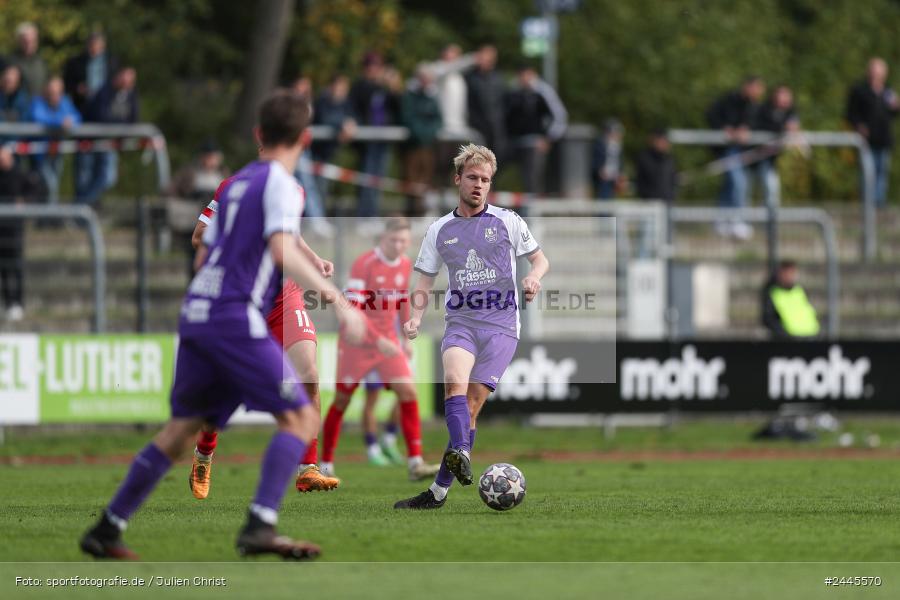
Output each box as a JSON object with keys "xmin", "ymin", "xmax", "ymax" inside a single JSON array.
[
  {"xmin": 297, "ymin": 235, "xmax": 334, "ymax": 278},
  {"xmin": 191, "ymin": 222, "xmax": 209, "ymax": 273},
  {"xmin": 270, "ymin": 232, "xmax": 364, "ymax": 343},
  {"xmin": 522, "ymin": 249, "xmax": 549, "ymax": 303},
  {"xmin": 404, "ymin": 273, "xmax": 435, "ymax": 340},
  {"xmin": 191, "ymin": 220, "xmax": 207, "ymax": 250}
]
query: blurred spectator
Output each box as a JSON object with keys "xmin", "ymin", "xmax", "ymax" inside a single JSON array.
[
  {"xmin": 426, "ymin": 43, "xmax": 476, "ymax": 184},
  {"xmin": 349, "ymin": 52, "xmax": 398, "ymax": 219},
  {"xmin": 591, "ymin": 118, "xmax": 625, "ymax": 199},
  {"xmin": 76, "ymin": 66, "xmax": 138, "ymax": 206},
  {"xmin": 706, "ymin": 75, "xmax": 766, "ymax": 239},
  {"xmin": 634, "ymin": 128, "xmax": 677, "ymax": 257},
  {"xmin": 312, "ymin": 74, "xmax": 356, "ymax": 205},
  {"xmin": 312, "ymin": 75, "xmax": 356, "ymax": 163},
  {"xmin": 64, "ymin": 31, "xmax": 118, "ymax": 114},
  {"xmin": 167, "ymin": 140, "xmax": 228, "ymax": 275},
  {"xmin": 291, "ymin": 76, "xmax": 332, "ymax": 237},
  {"xmin": 635, "ymin": 129, "xmax": 677, "ymax": 202},
  {"xmin": 28, "ymin": 76, "xmax": 81, "ymax": 204},
  {"xmin": 0, "ymin": 145, "xmax": 44, "ymax": 321},
  {"xmin": 761, "ymin": 260, "xmax": 820, "ymax": 338},
  {"xmin": 846, "ymin": 57, "xmax": 900, "ymax": 208},
  {"xmin": 505, "ymin": 65, "xmax": 567, "ymax": 195},
  {"xmin": 400, "ymin": 64, "xmax": 442, "ymax": 216},
  {"xmin": 168, "ymin": 140, "xmax": 227, "ymax": 200},
  {"xmin": 753, "ymin": 85, "xmax": 799, "ymax": 210},
  {"xmin": 465, "ymin": 45, "xmax": 508, "ymax": 160},
  {"xmin": 9, "ymin": 22, "xmax": 47, "ymax": 97},
  {"xmin": 429, "ymin": 44, "xmax": 475, "ymax": 137},
  {"xmin": 0, "ymin": 65, "xmax": 30, "ymax": 124}
]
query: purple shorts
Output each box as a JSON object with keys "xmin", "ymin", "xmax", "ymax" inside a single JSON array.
[
  {"xmin": 170, "ymin": 335, "xmax": 309, "ymax": 429},
  {"xmin": 440, "ymin": 321, "xmax": 518, "ymax": 391}
]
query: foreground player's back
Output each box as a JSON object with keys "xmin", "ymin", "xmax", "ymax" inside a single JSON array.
[{"xmin": 180, "ymin": 159, "xmax": 301, "ymax": 338}]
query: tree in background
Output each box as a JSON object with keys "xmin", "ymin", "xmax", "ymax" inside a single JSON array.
[{"xmin": 4, "ymin": 0, "xmax": 900, "ymax": 202}]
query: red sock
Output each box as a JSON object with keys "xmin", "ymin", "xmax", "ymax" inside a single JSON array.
[
  {"xmin": 301, "ymin": 438, "xmax": 318, "ymax": 465},
  {"xmin": 196, "ymin": 430, "xmax": 218, "ymax": 456},
  {"xmin": 321, "ymin": 405, "xmax": 345, "ymax": 463},
  {"xmin": 399, "ymin": 399, "xmax": 422, "ymax": 458}
]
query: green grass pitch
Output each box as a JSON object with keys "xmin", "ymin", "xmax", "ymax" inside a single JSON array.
[{"xmin": 2, "ymin": 421, "xmax": 900, "ymax": 599}]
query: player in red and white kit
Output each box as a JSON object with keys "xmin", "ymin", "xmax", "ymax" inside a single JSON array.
[
  {"xmin": 320, "ymin": 217, "xmax": 440, "ymax": 481},
  {"xmin": 187, "ymin": 171, "xmax": 341, "ymax": 499}
]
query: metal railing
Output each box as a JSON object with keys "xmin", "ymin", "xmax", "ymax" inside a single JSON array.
[
  {"xmin": 526, "ymin": 199, "xmax": 667, "ymax": 340},
  {"xmin": 668, "ymin": 129, "xmax": 876, "ymax": 261},
  {"xmin": 0, "ymin": 204, "xmax": 106, "ymax": 332},
  {"xmin": 669, "ymin": 206, "xmax": 840, "ymax": 338},
  {"xmin": 310, "ymin": 123, "xmax": 598, "ymax": 198},
  {"xmin": 0, "ymin": 122, "xmax": 171, "ymax": 191},
  {"xmin": 309, "ymin": 124, "xmax": 484, "ymax": 143}
]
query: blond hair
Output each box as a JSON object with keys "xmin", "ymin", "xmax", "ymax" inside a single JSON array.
[
  {"xmin": 453, "ymin": 143, "xmax": 497, "ymax": 177},
  {"xmin": 383, "ymin": 215, "xmax": 411, "ymax": 233}
]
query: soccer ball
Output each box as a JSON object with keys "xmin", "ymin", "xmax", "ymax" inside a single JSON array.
[{"xmin": 478, "ymin": 463, "xmax": 526, "ymax": 511}]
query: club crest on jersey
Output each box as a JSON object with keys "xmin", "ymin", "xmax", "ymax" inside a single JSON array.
[
  {"xmin": 484, "ymin": 227, "xmax": 498, "ymax": 243},
  {"xmin": 394, "ymin": 272, "xmax": 404, "ymax": 286},
  {"xmin": 455, "ymin": 249, "xmax": 497, "ymax": 289}
]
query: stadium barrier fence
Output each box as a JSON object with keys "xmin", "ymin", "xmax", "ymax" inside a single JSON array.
[
  {"xmin": 0, "ymin": 204, "xmax": 106, "ymax": 332},
  {"xmin": 668, "ymin": 129, "xmax": 877, "ymax": 261},
  {"xmin": 669, "ymin": 206, "xmax": 839, "ymax": 338}
]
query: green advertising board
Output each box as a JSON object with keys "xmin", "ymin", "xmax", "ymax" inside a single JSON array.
[
  {"xmin": 39, "ymin": 335, "xmax": 177, "ymax": 423},
  {"xmin": 0, "ymin": 333, "xmax": 434, "ymax": 425}
]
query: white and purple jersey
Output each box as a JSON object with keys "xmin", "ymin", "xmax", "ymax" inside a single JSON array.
[
  {"xmin": 179, "ymin": 160, "xmax": 300, "ymax": 339},
  {"xmin": 414, "ymin": 205, "xmax": 540, "ymax": 338}
]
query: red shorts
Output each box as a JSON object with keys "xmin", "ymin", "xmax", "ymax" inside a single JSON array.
[
  {"xmin": 336, "ymin": 339, "xmax": 412, "ymax": 393},
  {"xmin": 267, "ymin": 297, "xmax": 317, "ymax": 349}
]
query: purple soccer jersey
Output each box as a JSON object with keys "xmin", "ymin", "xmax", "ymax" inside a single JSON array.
[
  {"xmin": 180, "ymin": 160, "xmax": 300, "ymax": 338},
  {"xmin": 171, "ymin": 160, "xmax": 308, "ymax": 425},
  {"xmin": 414, "ymin": 205, "xmax": 540, "ymax": 338}
]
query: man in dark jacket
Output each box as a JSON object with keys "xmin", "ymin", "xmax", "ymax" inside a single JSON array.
[
  {"xmin": 348, "ymin": 52, "xmax": 398, "ymax": 218},
  {"xmin": 761, "ymin": 260, "xmax": 820, "ymax": 338},
  {"xmin": 706, "ymin": 76, "xmax": 765, "ymax": 239},
  {"xmin": 0, "ymin": 65, "xmax": 30, "ymax": 124},
  {"xmin": 77, "ymin": 66, "xmax": 139, "ymax": 205},
  {"xmin": 465, "ymin": 45, "xmax": 508, "ymax": 161},
  {"xmin": 846, "ymin": 57, "xmax": 900, "ymax": 207},
  {"xmin": 592, "ymin": 118, "xmax": 625, "ymax": 199},
  {"xmin": 0, "ymin": 145, "xmax": 45, "ymax": 321},
  {"xmin": 401, "ymin": 65, "xmax": 442, "ymax": 216},
  {"xmin": 633, "ymin": 129, "xmax": 677, "ymax": 257},
  {"xmin": 64, "ymin": 32, "xmax": 118, "ymax": 114},
  {"xmin": 312, "ymin": 75, "xmax": 356, "ymax": 210},
  {"xmin": 753, "ymin": 85, "xmax": 800, "ymax": 210},
  {"xmin": 312, "ymin": 75, "xmax": 355, "ymax": 164},
  {"xmin": 504, "ymin": 65, "xmax": 567, "ymax": 195},
  {"xmin": 635, "ymin": 129, "xmax": 677, "ymax": 202}
]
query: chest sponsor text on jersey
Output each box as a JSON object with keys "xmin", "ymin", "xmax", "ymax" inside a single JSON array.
[{"xmin": 455, "ymin": 249, "xmax": 497, "ymax": 289}]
